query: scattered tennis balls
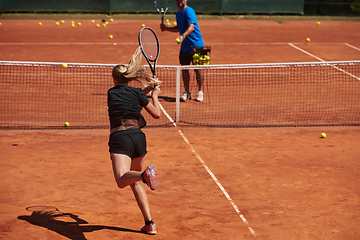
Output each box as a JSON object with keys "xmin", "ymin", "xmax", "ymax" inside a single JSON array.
[
  {"xmin": 320, "ymin": 132, "xmax": 326, "ymax": 138},
  {"xmin": 55, "ymin": 22, "xmax": 59, "ymax": 26},
  {"xmin": 64, "ymin": 122, "xmax": 70, "ymax": 127},
  {"xmin": 38, "ymin": 22, "xmax": 42, "ymax": 26},
  {"xmin": 62, "ymin": 63, "xmax": 68, "ymax": 68},
  {"xmin": 91, "ymin": 20, "xmax": 95, "ymax": 23},
  {"xmin": 176, "ymin": 38, "xmax": 180, "ymax": 43},
  {"xmin": 61, "ymin": 20, "xmax": 65, "ymax": 24},
  {"xmin": 141, "ymin": 24, "xmax": 145, "ymax": 28},
  {"xmin": 306, "ymin": 38, "xmax": 310, "ymax": 42},
  {"xmin": 109, "ymin": 35, "xmax": 113, "ymax": 39}
]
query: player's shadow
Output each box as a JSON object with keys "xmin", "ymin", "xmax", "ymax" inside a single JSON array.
[{"xmin": 18, "ymin": 206, "xmax": 142, "ymax": 240}]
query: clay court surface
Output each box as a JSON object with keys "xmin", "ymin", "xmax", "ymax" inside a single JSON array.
[{"xmin": 1, "ymin": 16, "xmax": 360, "ymax": 239}]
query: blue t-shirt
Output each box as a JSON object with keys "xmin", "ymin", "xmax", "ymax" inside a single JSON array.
[{"xmin": 176, "ymin": 6, "xmax": 204, "ymax": 52}]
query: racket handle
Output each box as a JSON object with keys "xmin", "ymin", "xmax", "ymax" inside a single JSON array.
[{"xmin": 153, "ymin": 75, "xmax": 158, "ymax": 88}]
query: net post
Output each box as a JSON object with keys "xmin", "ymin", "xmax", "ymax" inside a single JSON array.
[{"xmin": 175, "ymin": 66, "xmax": 181, "ymax": 123}]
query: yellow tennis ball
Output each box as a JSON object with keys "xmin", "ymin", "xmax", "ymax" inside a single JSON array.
[
  {"xmin": 91, "ymin": 20, "xmax": 95, "ymax": 23},
  {"xmin": 110, "ymin": 18, "xmax": 114, "ymax": 22},
  {"xmin": 64, "ymin": 122, "xmax": 70, "ymax": 127},
  {"xmin": 166, "ymin": 19, "xmax": 170, "ymax": 22},
  {"xmin": 0, "ymin": 22, "xmax": 2, "ymax": 26},
  {"xmin": 62, "ymin": 63, "xmax": 68, "ymax": 68},
  {"xmin": 176, "ymin": 38, "xmax": 180, "ymax": 43},
  {"xmin": 78, "ymin": 22, "xmax": 81, "ymax": 26},
  {"xmin": 167, "ymin": 22, "xmax": 170, "ymax": 26},
  {"xmin": 105, "ymin": 21, "xmax": 109, "ymax": 25},
  {"xmin": 103, "ymin": 23, "xmax": 106, "ymax": 27},
  {"xmin": 71, "ymin": 24, "xmax": 75, "ymax": 28},
  {"xmin": 192, "ymin": 53, "xmax": 199, "ymax": 59},
  {"xmin": 109, "ymin": 35, "xmax": 113, "ymax": 39},
  {"xmin": 141, "ymin": 24, "xmax": 145, "ymax": 28},
  {"xmin": 173, "ymin": 22, "xmax": 177, "ymax": 26},
  {"xmin": 321, "ymin": 132, "xmax": 326, "ymax": 138},
  {"xmin": 306, "ymin": 38, "xmax": 310, "ymax": 42},
  {"xmin": 317, "ymin": 21, "xmax": 320, "ymax": 25},
  {"xmin": 55, "ymin": 22, "xmax": 59, "ymax": 26},
  {"xmin": 61, "ymin": 20, "xmax": 65, "ymax": 24},
  {"xmin": 38, "ymin": 22, "xmax": 42, "ymax": 26},
  {"xmin": 96, "ymin": 24, "xmax": 100, "ymax": 27}
]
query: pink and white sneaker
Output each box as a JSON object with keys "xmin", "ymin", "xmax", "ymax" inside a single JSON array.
[{"xmin": 142, "ymin": 164, "xmax": 158, "ymax": 190}]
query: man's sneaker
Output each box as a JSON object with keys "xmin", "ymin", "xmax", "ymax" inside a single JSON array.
[
  {"xmin": 142, "ymin": 164, "xmax": 158, "ymax": 190},
  {"xmin": 141, "ymin": 222, "xmax": 156, "ymax": 235},
  {"xmin": 196, "ymin": 91, "xmax": 204, "ymax": 102},
  {"xmin": 180, "ymin": 91, "xmax": 191, "ymax": 101}
]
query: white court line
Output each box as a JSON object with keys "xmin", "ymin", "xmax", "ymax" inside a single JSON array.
[
  {"xmin": 288, "ymin": 43, "xmax": 360, "ymax": 81},
  {"xmin": 159, "ymin": 106, "xmax": 256, "ymax": 238},
  {"xmin": 345, "ymin": 43, "xmax": 360, "ymax": 52},
  {"xmin": 288, "ymin": 43, "xmax": 326, "ymax": 62},
  {"xmin": 0, "ymin": 42, "xmax": 349, "ymax": 46}
]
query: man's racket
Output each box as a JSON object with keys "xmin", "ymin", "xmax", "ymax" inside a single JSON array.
[
  {"xmin": 138, "ymin": 27, "xmax": 160, "ymax": 79},
  {"xmin": 154, "ymin": 0, "xmax": 170, "ymax": 24}
]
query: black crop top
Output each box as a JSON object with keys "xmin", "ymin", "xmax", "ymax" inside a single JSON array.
[{"xmin": 107, "ymin": 84, "xmax": 150, "ymax": 129}]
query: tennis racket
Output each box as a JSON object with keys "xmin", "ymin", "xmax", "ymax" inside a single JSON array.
[
  {"xmin": 154, "ymin": 0, "xmax": 171, "ymax": 24},
  {"xmin": 138, "ymin": 27, "xmax": 160, "ymax": 79}
]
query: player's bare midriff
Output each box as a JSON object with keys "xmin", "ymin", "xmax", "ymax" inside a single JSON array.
[{"xmin": 110, "ymin": 118, "xmax": 141, "ymax": 134}]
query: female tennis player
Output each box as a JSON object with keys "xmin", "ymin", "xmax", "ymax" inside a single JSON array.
[{"xmin": 108, "ymin": 47, "xmax": 162, "ymax": 235}]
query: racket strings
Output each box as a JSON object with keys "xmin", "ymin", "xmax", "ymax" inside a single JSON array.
[
  {"xmin": 140, "ymin": 31, "xmax": 158, "ymax": 61},
  {"xmin": 155, "ymin": 0, "xmax": 170, "ymax": 11}
]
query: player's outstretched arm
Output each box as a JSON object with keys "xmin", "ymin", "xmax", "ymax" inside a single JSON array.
[{"xmin": 144, "ymin": 85, "xmax": 161, "ymax": 119}]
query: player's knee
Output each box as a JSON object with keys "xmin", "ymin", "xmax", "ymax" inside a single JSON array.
[{"xmin": 116, "ymin": 180, "xmax": 127, "ymax": 189}]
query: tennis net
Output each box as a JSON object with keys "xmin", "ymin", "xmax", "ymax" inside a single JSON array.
[{"xmin": 1, "ymin": 60, "xmax": 359, "ymax": 129}]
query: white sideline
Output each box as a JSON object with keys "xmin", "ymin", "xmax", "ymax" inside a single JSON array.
[{"xmin": 159, "ymin": 100, "xmax": 256, "ymax": 238}]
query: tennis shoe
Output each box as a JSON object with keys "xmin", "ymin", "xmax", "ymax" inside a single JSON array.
[
  {"xmin": 196, "ymin": 91, "xmax": 204, "ymax": 102},
  {"xmin": 141, "ymin": 222, "xmax": 157, "ymax": 235},
  {"xmin": 142, "ymin": 164, "xmax": 158, "ymax": 190},
  {"xmin": 180, "ymin": 91, "xmax": 191, "ymax": 101}
]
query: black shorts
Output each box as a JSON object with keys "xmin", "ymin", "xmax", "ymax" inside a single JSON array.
[
  {"xmin": 108, "ymin": 128, "xmax": 147, "ymax": 158},
  {"xmin": 179, "ymin": 51, "xmax": 193, "ymax": 65}
]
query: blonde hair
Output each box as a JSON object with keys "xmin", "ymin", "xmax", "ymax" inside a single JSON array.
[{"xmin": 112, "ymin": 47, "xmax": 161, "ymax": 86}]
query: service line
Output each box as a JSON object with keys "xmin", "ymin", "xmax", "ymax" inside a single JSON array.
[{"xmin": 288, "ymin": 43, "xmax": 360, "ymax": 81}]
